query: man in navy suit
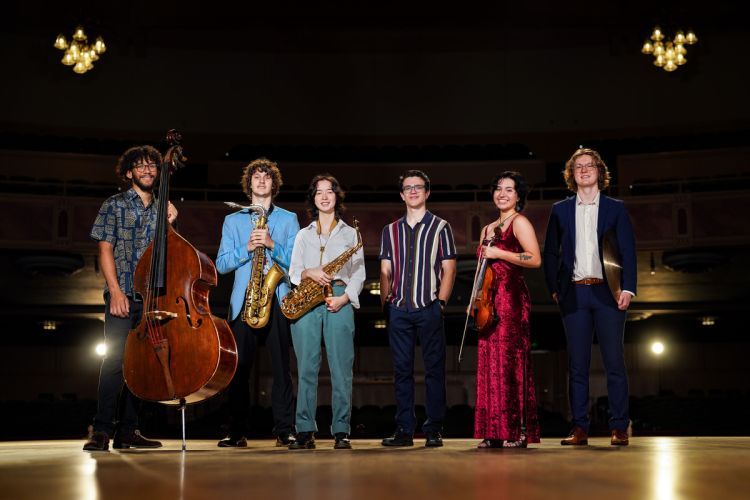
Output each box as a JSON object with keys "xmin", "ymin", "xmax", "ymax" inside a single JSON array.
[{"xmin": 543, "ymin": 148, "xmax": 636, "ymax": 446}]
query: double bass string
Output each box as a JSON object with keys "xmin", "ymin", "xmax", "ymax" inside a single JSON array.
[{"xmin": 143, "ymin": 158, "xmax": 170, "ymax": 347}]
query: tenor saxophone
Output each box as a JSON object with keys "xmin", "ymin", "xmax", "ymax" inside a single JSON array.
[
  {"xmin": 226, "ymin": 202, "xmax": 286, "ymax": 329},
  {"xmin": 280, "ymin": 220, "xmax": 363, "ymax": 320}
]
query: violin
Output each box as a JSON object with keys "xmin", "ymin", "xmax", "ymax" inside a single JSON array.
[
  {"xmin": 470, "ymin": 225, "xmax": 501, "ymax": 334},
  {"xmin": 458, "ymin": 225, "xmax": 500, "ymax": 364},
  {"xmin": 123, "ymin": 130, "xmax": 237, "ymax": 405}
]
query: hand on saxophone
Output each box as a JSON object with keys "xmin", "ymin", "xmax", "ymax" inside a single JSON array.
[
  {"xmin": 302, "ymin": 266, "xmax": 333, "ymax": 286},
  {"xmin": 247, "ymin": 228, "xmax": 274, "ymax": 251}
]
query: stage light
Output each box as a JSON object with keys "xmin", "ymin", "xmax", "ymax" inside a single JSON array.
[
  {"xmin": 642, "ymin": 26, "xmax": 697, "ymax": 73},
  {"xmin": 373, "ymin": 319, "xmax": 387, "ymax": 329},
  {"xmin": 53, "ymin": 26, "xmax": 106, "ymax": 74},
  {"xmin": 95, "ymin": 343, "xmax": 107, "ymax": 357},
  {"xmin": 701, "ymin": 316, "xmax": 715, "ymax": 326},
  {"xmin": 651, "ymin": 341, "xmax": 665, "ymax": 355},
  {"xmin": 42, "ymin": 320, "xmax": 57, "ymax": 331}
]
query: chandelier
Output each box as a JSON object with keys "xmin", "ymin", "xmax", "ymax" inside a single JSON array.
[
  {"xmin": 54, "ymin": 26, "xmax": 107, "ymax": 74},
  {"xmin": 641, "ymin": 26, "xmax": 697, "ymax": 72}
]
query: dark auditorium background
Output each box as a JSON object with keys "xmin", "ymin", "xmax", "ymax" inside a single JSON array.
[{"xmin": 1, "ymin": 1, "xmax": 748, "ymax": 440}]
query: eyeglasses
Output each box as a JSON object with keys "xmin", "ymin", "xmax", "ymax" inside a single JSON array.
[
  {"xmin": 132, "ymin": 163, "xmax": 158, "ymax": 172},
  {"xmin": 574, "ymin": 163, "xmax": 597, "ymax": 171},
  {"xmin": 402, "ymin": 184, "xmax": 427, "ymax": 193}
]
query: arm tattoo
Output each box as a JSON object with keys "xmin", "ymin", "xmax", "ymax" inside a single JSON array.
[{"xmin": 518, "ymin": 253, "xmax": 531, "ymax": 261}]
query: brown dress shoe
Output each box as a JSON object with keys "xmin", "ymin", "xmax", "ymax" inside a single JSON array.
[
  {"xmin": 611, "ymin": 429, "xmax": 629, "ymax": 446},
  {"xmin": 113, "ymin": 430, "xmax": 162, "ymax": 449},
  {"xmin": 560, "ymin": 426, "xmax": 588, "ymax": 446}
]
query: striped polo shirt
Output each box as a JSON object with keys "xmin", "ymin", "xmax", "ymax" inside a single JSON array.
[{"xmin": 379, "ymin": 210, "xmax": 457, "ymax": 310}]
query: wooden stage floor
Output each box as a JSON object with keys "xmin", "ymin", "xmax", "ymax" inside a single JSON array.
[{"xmin": 1, "ymin": 437, "xmax": 748, "ymax": 499}]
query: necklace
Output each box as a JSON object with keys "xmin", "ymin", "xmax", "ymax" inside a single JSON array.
[
  {"xmin": 498, "ymin": 211, "xmax": 517, "ymax": 229},
  {"xmin": 316, "ymin": 218, "xmax": 338, "ymax": 264}
]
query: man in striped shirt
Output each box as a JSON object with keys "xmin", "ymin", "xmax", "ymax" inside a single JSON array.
[{"xmin": 379, "ymin": 170, "xmax": 457, "ymax": 447}]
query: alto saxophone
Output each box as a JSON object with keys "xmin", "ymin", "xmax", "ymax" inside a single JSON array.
[
  {"xmin": 281, "ymin": 220, "xmax": 363, "ymax": 320},
  {"xmin": 226, "ymin": 202, "xmax": 286, "ymax": 329}
]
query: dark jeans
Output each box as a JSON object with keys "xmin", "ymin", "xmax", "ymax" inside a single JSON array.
[
  {"xmin": 387, "ymin": 301, "xmax": 447, "ymax": 434},
  {"xmin": 562, "ymin": 283, "xmax": 629, "ymax": 432},
  {"xmin": 226, "ymin": 298, "xmax": 295, "ymax": 437},
  {"xmin": 92, "ymin": 294, "xmax": 142, "ymax": 435}
]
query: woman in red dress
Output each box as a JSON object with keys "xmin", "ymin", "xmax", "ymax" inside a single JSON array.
[{"xmin": 474, "ymin": 171, "xmax": 542, "ymax": 448}]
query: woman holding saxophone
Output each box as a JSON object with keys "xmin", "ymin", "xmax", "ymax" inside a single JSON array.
[{"xmin": 286, "ymin": 174, "xmax": 365, "ymax": 450}]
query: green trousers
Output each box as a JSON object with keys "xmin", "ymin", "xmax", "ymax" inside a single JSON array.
[{"xmin": 290, "ymin": 285, "xmax": 355, "ymax": 435}]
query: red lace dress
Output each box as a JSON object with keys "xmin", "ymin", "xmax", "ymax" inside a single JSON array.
[{"xmin": 473, "ymin": 220, "xmax": 540, "ymax": 443}]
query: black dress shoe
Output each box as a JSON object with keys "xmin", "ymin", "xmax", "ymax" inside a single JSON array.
[
  {"xmin": 334, "ymin": 433, "xmax": 352, "ymax": 449},
  {"xmin": 276, "ymin": 433, "xmax": 296, "ymax": 447},
  {"xmin": 83, "ymin": 429, "xmax": 110, "ymax": 451},
  {"xmin": 217, "ymin": 435, "xmax": 248, "ymax": 448},
  {"xmin": 382, "ymin": 431, "xmax": 414, "ymax": 447},
  {"xmin": 425, "ymin": 432, "xmax": 443, "ymax": 448},
  {"xmin": 113, "ymin": 430, "xmax": 162, "ymax": 449},
  {"xmin": 288, "ymin": 432, "xmax": 315, "ymax": 450}
]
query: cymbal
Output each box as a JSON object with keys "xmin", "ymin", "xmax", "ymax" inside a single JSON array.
[{"xmin": 602, "ymin": 231, "xmax": 622, "ymax": 303}]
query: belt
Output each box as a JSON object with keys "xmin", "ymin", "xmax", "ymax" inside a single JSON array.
[{"xmin": 573, "ymin": 278, "xmax": 605, "ymax": 285}]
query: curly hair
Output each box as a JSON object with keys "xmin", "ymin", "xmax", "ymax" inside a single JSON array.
[
  {"xmin": 398, "ymin": 169, "xmax": 431, "ymax": 192},
  {"xmin": 490, "ymin": 171, "xmax": 528, "ymax": 212},
  {"xmin": 115, "ymin": 145, "xmax": 162, "ymax": 185},
  {"xmin": 563, "ymin": 148, "xmax": 611, "ymax": 192},
  {"xmin": 241, "ymin": 157, "xmax": 283, "ymax": 200},
  {"xmin": 306, "ymin": 174, "xmax": 346, "ymax": 220}
]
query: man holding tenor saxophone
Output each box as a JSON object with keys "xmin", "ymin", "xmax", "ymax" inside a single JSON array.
[
  {"xmin": 216, "ymin": 158, "xmax": 299, "ymax": 447},
  {"xmin": 283, "ymin": 174, "xmax": 366, "ymax": 450}
]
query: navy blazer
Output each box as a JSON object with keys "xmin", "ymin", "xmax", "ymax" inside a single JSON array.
[
  {"xmin": 216, "ymin": 205, "xmax": 300, "ymax": 321},
  {"xmin": 543, "ymin": 194, "xmax": 636, "ymax": 310}
]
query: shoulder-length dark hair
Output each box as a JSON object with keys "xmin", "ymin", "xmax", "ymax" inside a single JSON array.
[
  {"xmin": 241, "ymin": 157, "xmax": 283, "ymax": 199},
  {"xmin": 306, "ymin": 174, "xmax": 346, "ymax": 220},
  {"xmin": 563, "ymin": 148, "xmax": 611, "ymax": 192},
  {"xmin": 490, "ymin": 171, "xmax": 528, "ymax": 211},
  {"xmin": 116, "ymin": 145, "xmax": 162, "ymax": 185}
]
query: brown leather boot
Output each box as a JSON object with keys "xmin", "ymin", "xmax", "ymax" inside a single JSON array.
[
  {"xmin": 611, "ymin": 429, "xmax": 629, "ymax": 446},
  {"xmin": 560, "ymin": 426, "xmax": 588, "ymax": 446}
]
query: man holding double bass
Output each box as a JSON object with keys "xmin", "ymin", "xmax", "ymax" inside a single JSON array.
[{"xmin": 84, "ymin": 145, "xmax": 177, "ymax": 451}]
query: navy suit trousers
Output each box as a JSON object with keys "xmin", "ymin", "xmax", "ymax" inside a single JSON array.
[{"xmin": 562, "ymin": 283, "xmax": 629, "ymax": 432}]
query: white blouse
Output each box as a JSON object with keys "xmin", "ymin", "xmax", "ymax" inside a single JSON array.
[{"xmin": 289, "ymin": 219, "xmax": 366, "ymax": 308}]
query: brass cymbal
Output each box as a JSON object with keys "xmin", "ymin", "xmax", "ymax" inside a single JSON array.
[{"xmin": 602, "ymin": 231, "xmax": 622, "ymax": 303}]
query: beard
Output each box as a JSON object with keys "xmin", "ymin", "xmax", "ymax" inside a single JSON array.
[{"xmin": 132, "ymin": 173, "xmax": 157, "ymax": 192}]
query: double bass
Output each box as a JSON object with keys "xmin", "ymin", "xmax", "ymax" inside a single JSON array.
[
  {"xmin": 123, "ymin": 131, "xmax": 237, "ymax": 407},
  {"xmin": 457, "ymin": 225, "xmax": 501, "ymax": 364}
]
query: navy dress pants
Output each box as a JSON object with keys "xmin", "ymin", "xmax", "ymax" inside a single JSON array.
[
  {"xmin": 562, "ymin": 283, "xmax": 629, "ymax": 432},
  {"xmin": 387, "ymin": 301, "xmax": 446, "ymax": 434}
]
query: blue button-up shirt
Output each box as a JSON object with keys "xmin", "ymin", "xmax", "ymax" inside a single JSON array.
[{"xmin": 90, "ymin": 188, "xmax": 158, "ymax": 297}]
